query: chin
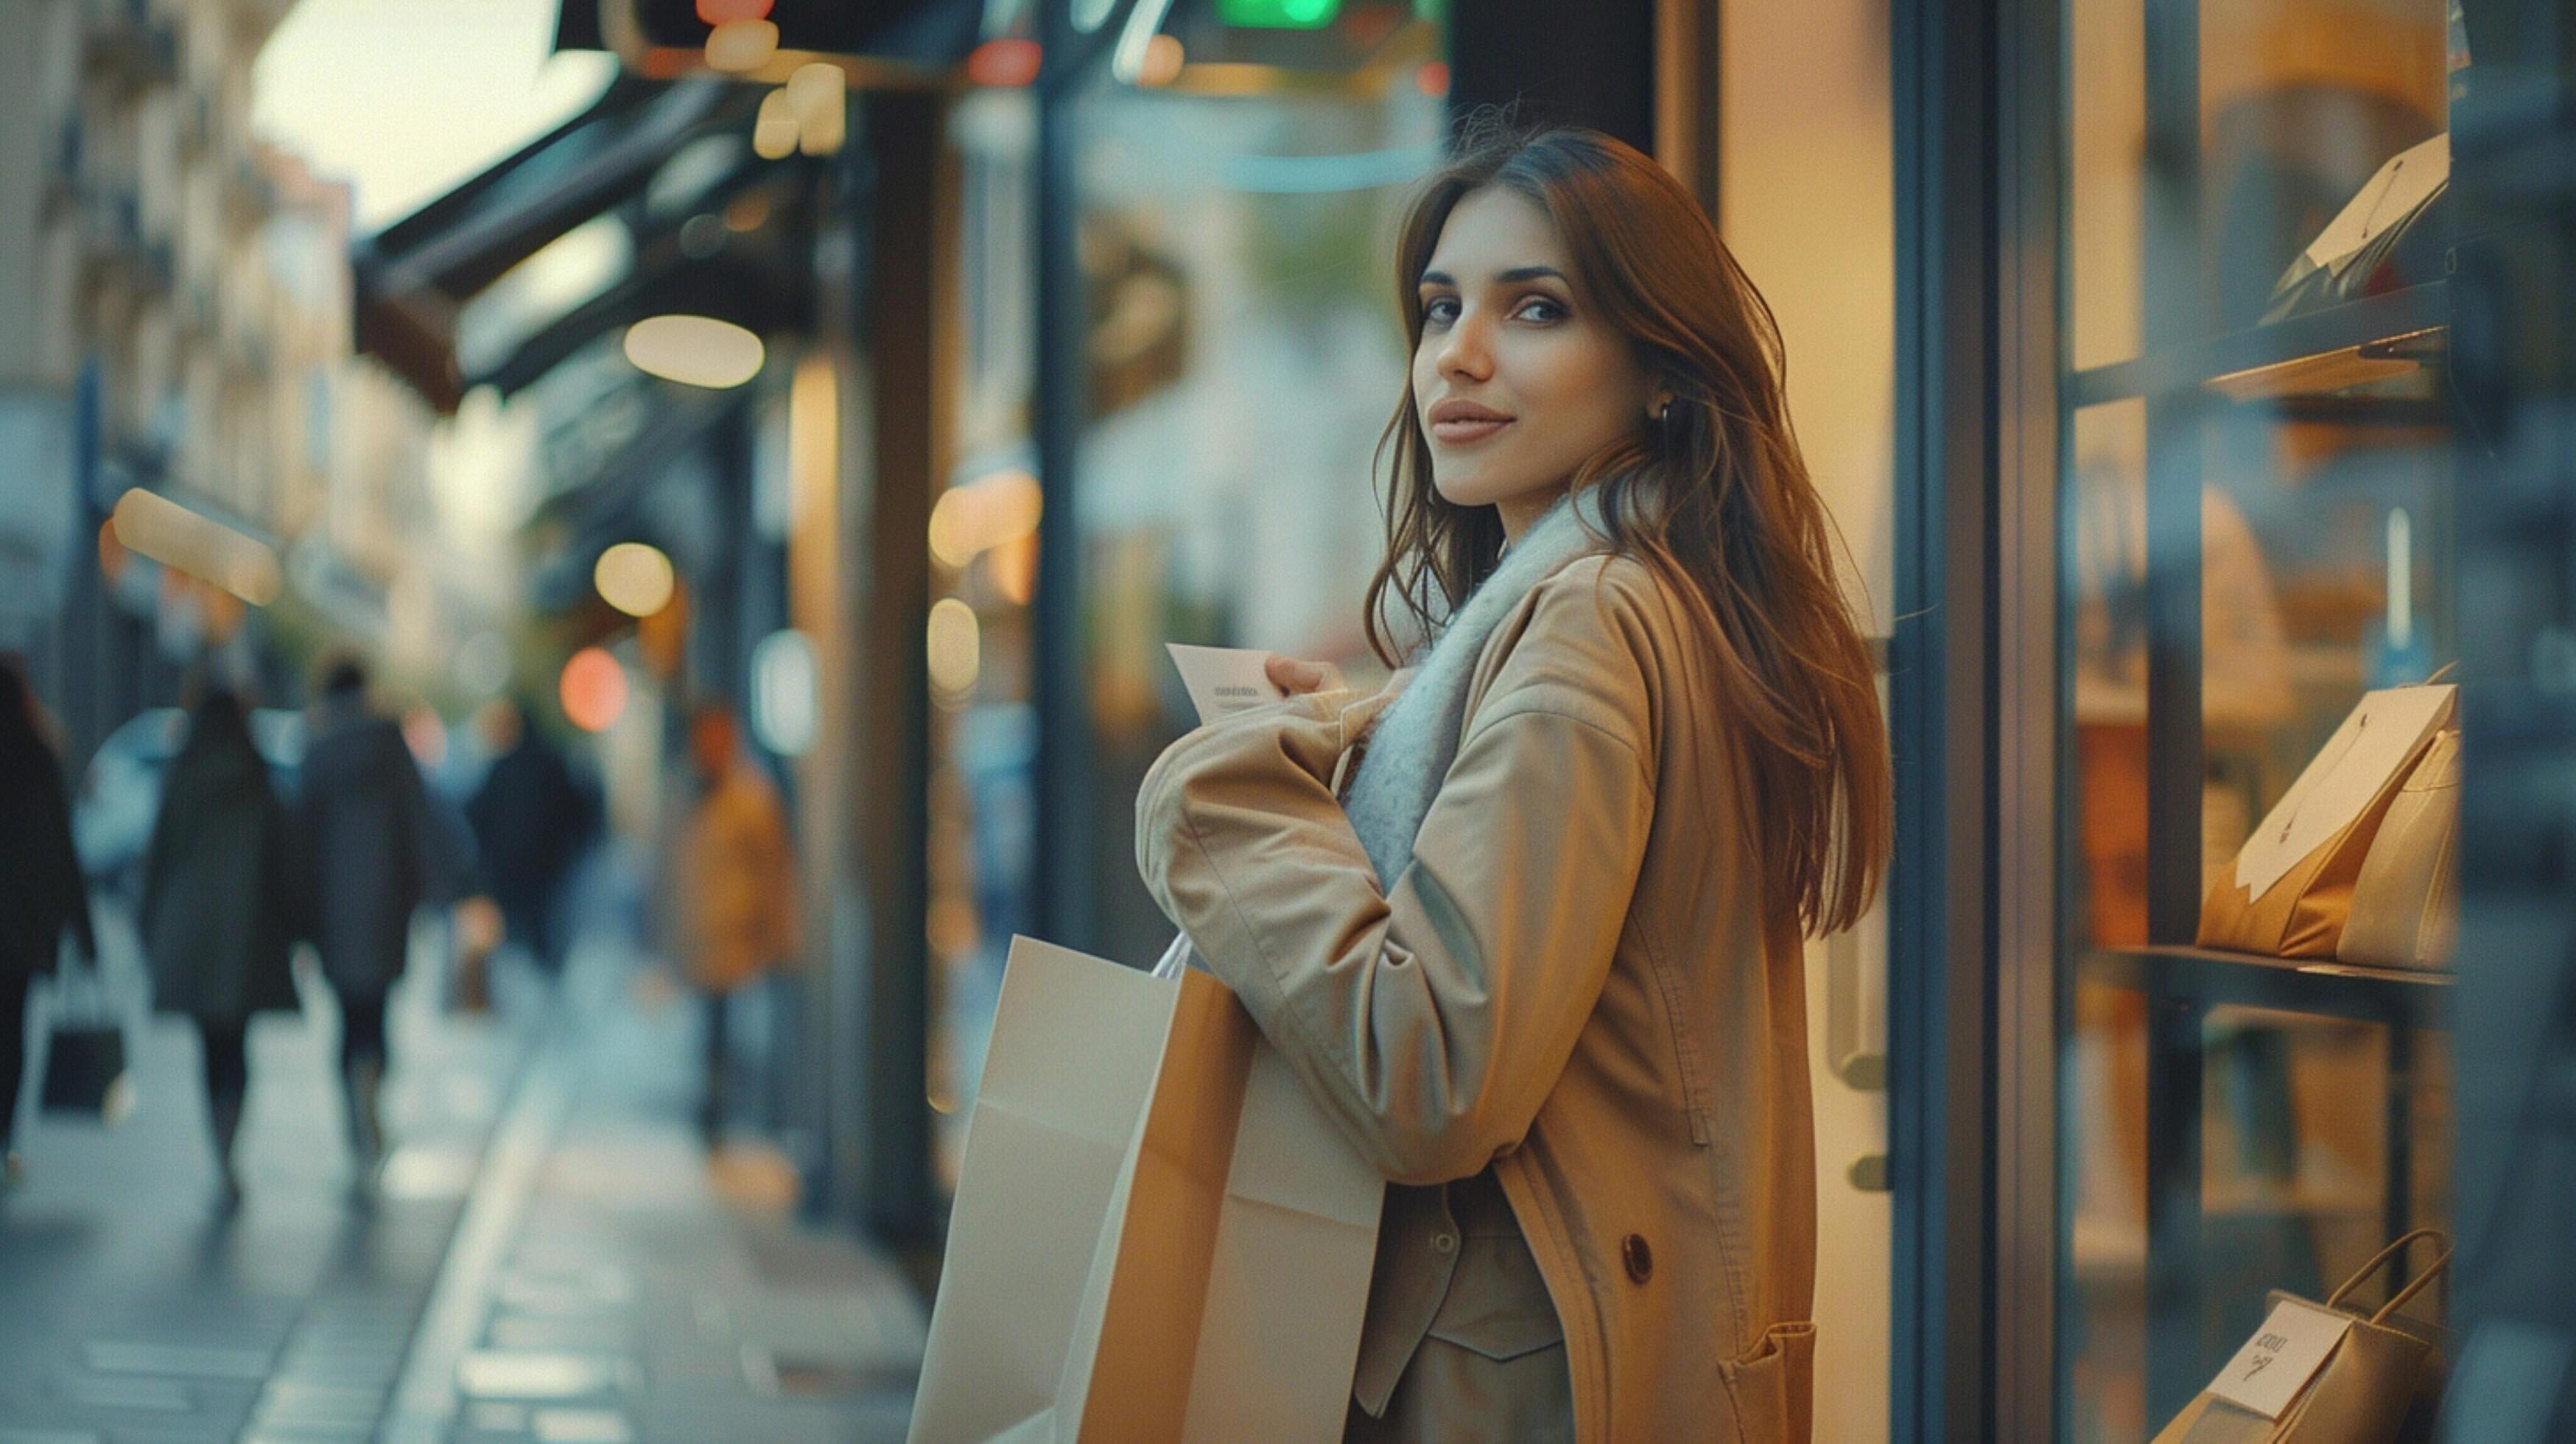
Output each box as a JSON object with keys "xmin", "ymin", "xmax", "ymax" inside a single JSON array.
[{"xmin": 1433, "ymin": 469, "xmax": 1556, "ymax": 516}]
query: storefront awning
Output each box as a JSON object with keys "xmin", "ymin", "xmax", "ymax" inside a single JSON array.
[{"xmin": 351, "ymin": 76, "xmax": 745, "ymax": 413}]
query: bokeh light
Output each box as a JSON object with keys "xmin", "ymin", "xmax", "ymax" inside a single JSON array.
[
  {"xmin": 623, "ymin": 315, "xmax": 765, "ymax": 388},
  {"xmin": 559, "ymin": 647, "xmax": 628, "ymax": 732},
  {"xmin": 926, "ymin": 598, "xmax": 980, "ymax": 702},
  {"xmin": 593, "ymin": 541, "xmax": 677, "ymax": 617}
]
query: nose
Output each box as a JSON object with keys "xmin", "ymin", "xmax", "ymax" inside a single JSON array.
[{"xmin": 1433, "ymin": 308, "xmax": 1493, "ymax": 385}]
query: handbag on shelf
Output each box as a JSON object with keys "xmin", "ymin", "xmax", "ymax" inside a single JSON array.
[
  {"xmin": 2152, "ymin": 1230, "xmax": 2452, "ymax": 1444},
  {"xmin": 40, "ymin": 940, "xmax": 133, "ymax": 1126},
  {"xmin": 2337, "ymin": 728, "xmax": 2460, "ymax": 970},
  {"xmin": 2264, "ymin": 133, "xmax": 2450, "ymax": 325},
  {"xmin": 2200, "ymin": 684, "xmax": 2456, "ymax": 959}
]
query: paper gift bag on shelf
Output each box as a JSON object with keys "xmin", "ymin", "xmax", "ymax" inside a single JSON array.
[
  {"xmin": 908, "ymin": 936, "xmax": 1382, "ymax": 1444},
  {"xmin": 2337, "ymin": 728, "xmax": 2461, "ymax": 970},
  {"xmin": 2151, "ymin": 1230, "xmax": 2452, "ymax": 1444},
  {"xmin": 2200, "ymin": 684, "xmax": 2456, "ymax": 959}
]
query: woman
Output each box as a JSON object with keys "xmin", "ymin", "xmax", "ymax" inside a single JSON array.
[
  {"xmin": 1136, "ymin": 124, "xmax": 1889, "ymax": 1440},
  {"xmin": 141, "ymin": 685, "xmax": 301, "ymax": 1199},
  {"xmin": 298, "ymin": 655, "xmax": 452, "ymax": 1166},
  {"xmin": 0, "ymin": 659, "xmax": 98, "ymax": 1189}
]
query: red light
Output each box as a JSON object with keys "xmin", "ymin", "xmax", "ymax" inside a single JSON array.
[
  {"xmin": 560, "ymin": 647, "xmax": 628, "ymax": 733},
  {"xmin": 696, "ymin": 0, "xmax": 773, "ymax": 21},
  {"xmin": 1414, "ymin": 60, "xmax": 1450, "ymax": 97},
  {"xmin": 966, "ymin": 38, "xmax": 1043, "ymax": 88}
]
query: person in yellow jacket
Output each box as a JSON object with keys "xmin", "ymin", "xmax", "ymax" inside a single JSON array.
[{"xmin": 673, "ymin": 703, "xmax": 796, "ymax": 1142}]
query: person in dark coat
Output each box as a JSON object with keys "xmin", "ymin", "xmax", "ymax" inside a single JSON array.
[
  {"xmin": 463, "ymin": 698, "xmax": 598, "ymax": 975},
  {"xmin": 141, "ymin": 684, "xmax": 301, "ymax": 1199},
  {"xmin": 0, "ymin": 657, "xmax": 99, "ymax": 1190},
  {"xmin": 297, "ymin": 656, "xmax": 452, "ymax": 1167}
]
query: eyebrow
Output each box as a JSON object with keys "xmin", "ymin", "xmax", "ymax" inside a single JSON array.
[{"xmin": 1418, "ymin": 265, "xmax": 1570, "ymax": 287}]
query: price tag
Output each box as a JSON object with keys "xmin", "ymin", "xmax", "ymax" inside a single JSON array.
[
  {"xmin": 2206, "ymin": 1299, "xmax": 2354, "ymax": 1420},
  {"xmin": 1167, "ymin": 644, "xmax": 1286, "ymax": 723}
]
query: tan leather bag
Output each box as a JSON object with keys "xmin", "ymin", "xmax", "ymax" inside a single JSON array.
[
  {"xmin": 2337, "ymin": 729, "xmax": 2460, "ymax": 970},
  {"xmin": 2151, "ymin": 1230, "xmax": 2452, "ymax": 1444},
  {"xmin": 2199, "ymin": 687, "xmax": 2456, "ymax": 958}
]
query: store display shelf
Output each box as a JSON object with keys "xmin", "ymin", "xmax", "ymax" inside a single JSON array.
[
  {"xmin": 2068, "ymin": 282, "xmax": 2449, "ymax": 410},
  {"xmin": 2081, "ymin": 944, "xmax": 2452, "ymax": 1031}
]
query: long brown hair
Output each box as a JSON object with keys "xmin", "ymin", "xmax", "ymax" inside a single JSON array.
[{"xmin": 1367, "ymin": 121, "xmax": 1889, "ymax": 938}]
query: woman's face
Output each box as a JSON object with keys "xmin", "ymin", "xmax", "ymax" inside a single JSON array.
[{"xmin": 1413, "ymin": 186, "xmax": 1656, "ymax": 539}]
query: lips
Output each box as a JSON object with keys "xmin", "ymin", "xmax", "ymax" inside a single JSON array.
[{"xmin": 1427, "ymin": 397, "xmax": 1513, "ymax": 446}]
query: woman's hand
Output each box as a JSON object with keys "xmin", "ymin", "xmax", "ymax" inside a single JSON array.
[{"xmin": 1265, "ymin": 655, "xmax": 1345, "ymax": 697}]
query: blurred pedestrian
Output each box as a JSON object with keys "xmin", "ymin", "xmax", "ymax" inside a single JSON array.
[
  {"xmin": 0, "ymin": 658, "xmax": 99, "ymax": 1191},
  {"xmin": 298, "ymin": 655, "xmax": 455, "ymax": 1171},
  {"xmin": 463, "ymin": 698, "xmax": 597, "ymax": 980},
  {"xmin": 671, "ymin": 703, "xmax": 796, "ymax": 1142},
  {"xmin": 141, "ymin": 684, "xmax": 300, "ymax": 1202}
]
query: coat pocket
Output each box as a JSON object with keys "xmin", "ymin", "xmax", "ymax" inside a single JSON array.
[{"xmin": 1719, "ymin": 1321, "xmax": 1817, "ymax": 1443}]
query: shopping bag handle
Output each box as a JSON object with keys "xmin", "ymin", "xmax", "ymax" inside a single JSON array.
[{"xmin": 2326, "ymin": 1227, "xmax": 2453, "ymax": 1325}]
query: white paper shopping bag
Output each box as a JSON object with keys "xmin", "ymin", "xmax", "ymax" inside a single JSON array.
[{"xmin": 909, "ymin": 937, "xmax": 1382, "ymax": 1443}]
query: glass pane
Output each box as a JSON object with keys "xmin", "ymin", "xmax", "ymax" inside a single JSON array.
[
  {"xmin": 1059, "ymin": 65, "xmax": 1445, "ymax": 969},
  {"xmin": 2057, "ymin": 0, "xmax": 2463, "ymax": 1435}
]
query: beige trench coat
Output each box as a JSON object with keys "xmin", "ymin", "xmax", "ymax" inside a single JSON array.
[{"xmin": 1137, "ymin": 553, "xmax": 1817, "ymax": 1442}]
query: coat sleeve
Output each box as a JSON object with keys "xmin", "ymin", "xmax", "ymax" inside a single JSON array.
[{"xmin": 1136, "ymin": 578, "xmax": 1660, "ymax": 1186}]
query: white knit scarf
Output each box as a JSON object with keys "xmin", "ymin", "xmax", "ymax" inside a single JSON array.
[
  {"xmin": 1152, "ymin": 487, "xmax": 1610, "ymax": 981},
  {"xmin": 1342, "ymin": 486, "xmax": 1610, "ymax": 887}
]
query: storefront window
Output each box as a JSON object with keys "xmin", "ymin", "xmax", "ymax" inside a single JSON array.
[
  {"xmin": 923, "ymin": 24, "xmax": 1446, "ymax": 1192},
  {"xmin": 1059, "ymin": 66, "xmax": 1445, "ymax": 966},
  {"xmin": 2057, "ymin": 0, "xmax": 2461, "ymax": 1434}
]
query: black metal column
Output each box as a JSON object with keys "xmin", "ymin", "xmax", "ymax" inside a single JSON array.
[
  {"xmin": 1888, "ymin": 0, "xmax": 2002, "ymax": 1436},
  {"xmin": 1446, "ymin": 0, "xmax": 1655, "ymax": 153}
]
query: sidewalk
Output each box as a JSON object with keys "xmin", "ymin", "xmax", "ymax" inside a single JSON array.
[
  {"xmin": 1, "ymin": 862, "xmax": 925, "ymax": 1442},
  {"xmin": 0, "ymin": 909, "xmax": 522, "ymax": 1440},
  {"xmin": 384, "ymin": 935, "xmax": 924, "ymax": 1443}
]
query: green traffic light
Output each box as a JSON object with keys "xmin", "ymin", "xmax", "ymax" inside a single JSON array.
[{"xmin": 1220, "ymin": 0, "xmax": 1341, "ymax": 28}]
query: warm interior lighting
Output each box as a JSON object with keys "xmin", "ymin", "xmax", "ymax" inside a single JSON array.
[
  {"xmin": 559, "ymin": 647, "xmax": 628, "ymax": 733},
  {"xmin": 788, "ymin": 63, "xmax": 846, "ymax": 153},
  {"xmin": 695, "ymin": 0, "xmax": 771, "ymax": 21},
  {"xmin": 623, "ymin": 315, "xmax": 765, "ymax": 388},
  {"xmin": 704, "ymin": 18, "xmax": 778, "ymax": 72},
  {"xmin": 926, "ymin": 598, "xmax": 981, "ymax": 700},
  {"xmin": 109, "ymin": 487, "xmax": 282, "ymax": 606},
  {"xmin": 989, "ymin": 531, "xmax": 1039, "ymax": 606},
  {"xmin": 927, "ymin": 469, "xmax": 1042, "ymax": 569},
  {"xmin": 1137, "ymin": 34, "xmax": 1185, "ymax": 87},
  {"xmin": 966, "ymin": 38, "xmax": 1043, "ymax": 88},
  {"xmin": 594, "ymin": 542, "xmax": 677, "ymax": 617},
  {"xmin": 752, "ymin": 88, "xmax": 799, "ymax": 160}
]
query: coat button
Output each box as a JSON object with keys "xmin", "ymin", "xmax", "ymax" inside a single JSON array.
[
  {"xmin": 1431, "ymin": 1232, "xmax": 1457, "ymax": 1255},
  {"xmin": 1621, "ymin": 1233, "xmax": 1653, "ymax": 1283}
]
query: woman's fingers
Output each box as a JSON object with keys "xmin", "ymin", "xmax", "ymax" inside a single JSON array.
[{"xmin": 1265, "ymin": 655, "xmax": 1343, "ymax": 696}]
